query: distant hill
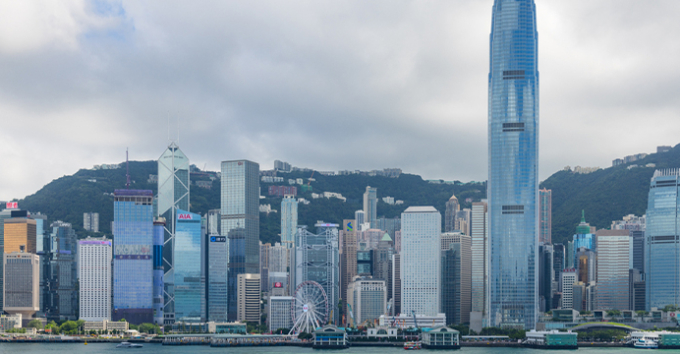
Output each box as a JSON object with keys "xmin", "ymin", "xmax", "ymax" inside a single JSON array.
[
  {"xmin": 9, "ymin": 143, "xmax": 680, "ymax": 246},
  {"xmin": 541, "ymin": 144, "xmax": 680, "ymax": 244}
]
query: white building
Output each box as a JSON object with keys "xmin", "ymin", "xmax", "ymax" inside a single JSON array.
[
  {"xmin": 78, "ymin": 238, "xmax": 112, "ymax": 321},
  {"xmin": 560, "ymin": 269, "xmax": 577, "ymax": 309},
  {"xmin": 401, "ymin": 206, "xmax": 442, "ymax": 317},
  {"xmin": 347, "ymin": 276, "xmax": 386, "ymax": 326},
  {"xmin": 237, "ymin": 273, "xmax": 261, "ymax": 323},
  {"xmin": 470, "ymin": 201, "xmax": 488, "ymax": 330},
  {"xmin": 83, "ymin": 212, "xmax": 99, "ymax": 233},
  {"xmin": 595, "ymin": 230, "xmax": 631, "ymax": 310},
  {"xmin": 268, "ymin": 296, "xmax": 293, "ymax": 332}
]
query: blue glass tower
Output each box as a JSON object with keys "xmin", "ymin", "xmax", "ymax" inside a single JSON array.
[
  {"xmin": 153, "ymin": 220, "xmax": 165, "ymax": 325},
  {"xmin": 488, "ymin": 0, "xmax": 539, "ymax": 329},
  {"xmin": 113, "ymin": 189, "xmax": 154, "ymax": 325},
  {"xmin": 646, "ymin": 169, "xmax": 680, "ymax": 310},
  {"xmin": 174, "ymin": 210, "xmax": 205, "ymax": 322}
]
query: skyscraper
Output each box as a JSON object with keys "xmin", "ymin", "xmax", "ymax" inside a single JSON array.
[
  {"xmin": 440, "ymin": 233, "xmax": 472, "ymax": 325},
  {"xmin": 363, "ymin": 187, "xmax": 377, "ymax": 229},
  {"xmin": 401, "ymin": 207, "xmax": 441, "ymax": 318},
  {"xmin": 221, "ymin": 159, "xmax": 260, "ymax": 320},
  {"xmin": 595, "ymin": 230, "xmax": 630, "ymax": 310},
  {"xmin": 280, "ymin": 195, "xmax": 298, "ymax": 249},
  {"xmin": 488, "ymin": 0, "xmax": 539, "ymax": 329},
  {"xmin": 207, "ymin": 233, "xmax": 228, "ymax": 322},
  {"xmin": 174, "ymin": 210, "xmax": 205, "ymax": 322},
  {"xmin": 43, "ymin": 221, "xmax": 78, "ymax": 321},
  {"xmin": 3, "ymin": 252, "xmax": 40, "ymax": 319},
  {"xmin": 444, "ymin": 194, "xmax": 460, "ymax": 233},
  {"xmin": 340, "ymin": 220, "xmax": 357, "ymax": 321},
  {"xmin": 539, "ymin": 189, "xmax": 552, "ymax": 244},
  {"xmin": 538, "ymin": 244, "xmax": 554, "ymax": 313},
  {"xmin": 157, "ymin": 142, "xmax": 190, "ymax": 324},
  {"xmin": 152, "ymin": 220, "xmax": 164, "ymax": 325},
  {"xmin": 646, "ymin": 169, "xmax": 680, "ymax": 310},
  {"xmin": 470, "ymin": 201, "xmax": 488, "ymax": 332},
  {"xmin": 78, "ymin": 237, "xmax": 112, "ymax": 322},
  {"xmin": 347, "ymin": 276, "xmax": 386, "ymax": 326},
  {"xmin": 112, "ymin": 189, "xmax": 154, "ymax": 324}
]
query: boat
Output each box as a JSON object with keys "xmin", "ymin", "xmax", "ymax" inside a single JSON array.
[
  {"xmin": 404, "ymin": 341, "xmax": 422, "ymax": 350},
  {"xmin": 634, "ymin": 336, "xmax": 658, "ymax": 349},
  {"xmin": 117, "ymin": 342, "xmax": 144, "ymax": 348}
]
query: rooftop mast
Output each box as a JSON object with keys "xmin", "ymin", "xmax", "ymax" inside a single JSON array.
[{"xmin": 126, "ymin": 148, "xmax": 131, "ymax": 189}]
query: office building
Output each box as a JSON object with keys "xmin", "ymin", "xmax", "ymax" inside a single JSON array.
[
  {"xmin": 32, "ymin": 213, "xmax": 47, "ymax": 253},
  {"xmin": 595, "ymin": 229, "xmax": 630, "ymax": 310},
  {"xmin": 355, "ymin": 210, "xmax": 365, "ymax": 229},
  {"xmin": 488, "ymin": 0, "xmax": 539, "ymax": 329},
  {"xmin": 444, "ymin": 194, "xmax": 460, "ymax": 233},
  {"xmin": 237, "ymin": 273, "xmax": 261, "ymax": 323},
  {"xmin": 43, "ymin": 221, "xmax": 78, "ymax": 321},
  {"xmin": 260, "ymin": 242, "xmax": 270, "ymax": 292},
  {"xmin": 206, "ymin": 209, "xmax": 221, "ymax": 236},
  {"xmin": 455, "ymin": 209, "xmax": 471, "ymax": 236},
  {"xmin": 347, "ymin": 276, "xmax": 386, "ymax": 326},
  {"xmin": 572, "ymin": 282, "xmax": 586, "ymax": 312},
  {"xmin": 560, "ymin": 269, "xmax": 577, "ymax": 310},
  {"xmin": 340, "ymin": 220, "xmax": 357, "ymax": 320},
  {"xmin": 538, "ymin": 244, "xmax": 554, "ymax": 312},
  {"xmin": 269, "ymin": 272, "xmax": 289, "ymax": 296},
  {"xmin": 401, "ymin": 207, "xmax": 441, "ymax": 317},
  {"xmin": 3, "ymin": 252, "xmax": 40, "ymax": 319},
  {"xmin": 357, "ymin": 249, "xmax": 373, "ymax": 276},
  {"xmin": 153, "ymin": 220, "xmax": 164, "ymax": 325},
  {"xmin": 646, "ymin": 169, "xmax": 680, "ymax": 310},
  {"xmin": 392, "ymin": 254, "xmax": 401, "ymax": 316},
  {"xmin": 207, "ymin": 233, "xmax": 227, "ymax": 322},
  {"xmin": 470, "ymin": 201, "xmax": 488, "ymax": 332},
  {"xmin": 281, "ymin": 195, "xmax": 298, "ymax": 249},
  {"xmin": 441, "ymin": 233, "xmax": 472, "ymax": 325},
  {"xmin": 78, "ymin": 237, "xmax": 112, "ymax": 321},
  {"xmin": 553, "ymin": 244, "xmax": 565, "ymax": 290},
  {"xmin": 268, "ymin": 296, "xmax": 293, "ymax": 332},
  {"xmin": 157, "ymin": 142, "xmax": 190, "ymax": 324},
  {"xmin": 539, "ymin": 189, "xmax": 552, "ymax": 244},
  {"xmin": 0, "ymin": 207, "xmax": 19, "ymax": 312},
  {"xmin": 566, "ymin": 241, "xmax": 575, "ymax": 269},
  {"xmin": 363, "ymin": 187, "xmax": 377, "ymax": 229},
  {"xmin": 630, "ymin": 269, "xmax": 645, "ymax": 312},
  {"xmin": 83, "ymin": 212, "xmax": 99, "ymax": 233},
  {"xmin": 3, "ymin": 216, "xmax": 36, "ymax": 254},
  {"xmin": 373, "ymin": 233, "xmax": 394, "ymax": 301},
  {"xmin": 221, "ymin": 160, "xmax": 260, "ymax": 320},
  {"xmin": 174, "ymin": 210, "xmax": 204, "ymax": 322},
  {"xmin": 269, "ymin": 243, "xmax": 288, "ymax": 273},
  {"xmin": 629, "ymin": 230, "xmax": 645, "ymax": 274},
  {"xmin": 112, "ymin": 189, "xmax": 154, "ymax": 324},
  {"xmin": 377, "ymin": 216, "xmax": 401, "ymax": 239},
  {"xmin": 293, "ymin": 223, "xmax": 340, "ymax": 324},
  {"xmin": 576, "ymin": 248, "xmax": 596, "ymax": 284}
]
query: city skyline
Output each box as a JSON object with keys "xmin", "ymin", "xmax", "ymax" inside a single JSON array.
[{"xmin": 2, "ymin": 1, "xmax": 680, "ymax": 201}]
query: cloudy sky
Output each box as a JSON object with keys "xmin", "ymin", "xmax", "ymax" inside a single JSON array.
[{"xmin": 1, "ymin": 0, "xmax": 679, "ymax": 201}]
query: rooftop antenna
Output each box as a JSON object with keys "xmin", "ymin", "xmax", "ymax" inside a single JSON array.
[
  {"xmin": 126, "ymin": 148, "xmax": 131, "ymax": 189},
  {"xmin": 167, "ymin": 113, "xmax": 170, "ymax": 143},
  {"xmin": 177, "ymin": 114, "xmax": 180, "ymax": 144}
]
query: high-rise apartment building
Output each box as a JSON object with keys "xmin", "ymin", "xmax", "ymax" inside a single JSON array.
[
  {"xmin": 157, "ymin": 142, "xmax": 190, "ymax": 324},
  {"xmin": 3, "ymin": 252, "xmax": 40, "ymax": 319},
  {"xmin": 363, "ymin": 187, "xmax": 377, "ymax": 229},
  {"xmin": 281, "ymin": 195, "xmax": 298, "ymax": 249},
  {"xmin": 112, "ymin": 189, "xmax": 154, "ymax": 324},
  {"xmin": 221, "ymin": 159, "xmax": 260, "ymax": 320},
  {"xmin": 237, "ymin": 273, "xmax": 261, "ymax": 323},
  {"xmin": 488, "ymin": 0, "xmax": 540, "ymax": 329},
  {"xmin": 43, "ymin": 221, "xmax": 78, "ymax": 321},
  {"xmin": 444, "ymin": 194, "xmax": 460, "ymax": 233},
  {"xmin": 539, "ymin": 189, "xmax": 552, "ymax": 244},
  {"xmin": 401, "ymin": 207, "xmax": 441, "ymax": 317},
  {"xmin": 595, "ymin": 230, "xmax": 631, "ymax": 310},
  {"xmin": 174, "ymin": 210, "xmax": 205, "ymax": 322},
  {"xmin": 441, "ymin": 233, "xmax": 472, "ymax": 325},
  {"xmin": 293, "ymin": 224, "xmax": 340, "ymax": 324},
  {"xmin": 470, "ymin": 201, "xmax": 488, "ymax": 332},
  {"xmin": 83, "ymin": 212, "xmax": 99, "ymax": 233},
  {"xmin": 646, "ymin": 169, "xmax": 680, "ymax": 310},
  {"xmin": 78, "ymin": 237, "xmax": 112, "ymax": 321},
  {"xmin": 347, "ymin": 276, "xmax": 386, "ymax": 326}
]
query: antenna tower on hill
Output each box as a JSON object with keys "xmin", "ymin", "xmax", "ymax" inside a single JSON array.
[{"xmin": 126, "ymin": 148, "xmax": 131, "ymax": 189}]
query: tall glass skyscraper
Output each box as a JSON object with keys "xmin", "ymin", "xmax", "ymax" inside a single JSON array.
[
  {"xmin": 174, "ymin": 210, "xmax": 205, "ymax": 322},
  {"xmin": 157, "ymin": 142, "xmax": 190, "ymax": 324},
  {"xmin": 281, "ymin": 195, "xmax": 298, "ymax": 249},
  {"xmin": 646, "ymin": 169, "xmax": 680, "ymax": 310},
  {"xmin": 112, "ymin": 189, "xmax": 154, "ymax": 325},
  {"xmin": 221, "ymin": 159, "xmax": 259, "ymax": 321},
  {"xmin": 363, "ymin": 187, "xmax": 378, "ymax": 229},
  {"xmin": 488, "ymin": 0, "xmax": 539, "ymax": 329}
]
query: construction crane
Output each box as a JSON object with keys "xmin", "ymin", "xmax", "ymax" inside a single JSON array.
[{"xmin": 347, "ymin": 304, "xmax": 356, "ymax": 328}]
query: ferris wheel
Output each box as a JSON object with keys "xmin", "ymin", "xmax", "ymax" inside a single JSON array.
[{"xmin": 289, "ymin": 280, "xmax": 329, "ymax": 335}]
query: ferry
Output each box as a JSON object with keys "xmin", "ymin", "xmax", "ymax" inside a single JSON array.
[
  {"xmin": 404, "ymin": 341, "xmax": 422, "ymax": 350},
  {"xmin": 116, "ymin": 342, "xmax": 144, "ymax": 348},
  {"xmin": 634, "ymin": 336, "xmax": 659, "ymax": 349}
]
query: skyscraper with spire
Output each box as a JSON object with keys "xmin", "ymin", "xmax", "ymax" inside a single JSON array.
[
  {"xmin": 444, "ymin": 194, "xmax": 460, "ymax": 233},
  {"xmin": 488, "ymin": 0, "xmax": 539, "ymax": 329}
]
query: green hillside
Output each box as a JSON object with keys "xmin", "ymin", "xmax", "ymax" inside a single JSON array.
[{"xmin": 542, "ymin": 144, "xmax": 680, "ymax": 244}]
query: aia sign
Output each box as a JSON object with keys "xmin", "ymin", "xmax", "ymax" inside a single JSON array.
[
  {"xmin": 273, "ymin": 282, "xmax": 283, "ymax": 288},
  {"xmin": 178, "ymin": 213, "xmax": 193, "ymax": 220},
  {"xmin": 5, "ymin": 202, "xmax": 17, "ymax": 209}
]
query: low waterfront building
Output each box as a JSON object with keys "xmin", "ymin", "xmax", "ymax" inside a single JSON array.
[
  {"xmin": 0, "ymin": 314, "xmax": 22, "ymax": 330},
  {"xmin": 366, "ymin": 326, "xmax": 398, "ymax": 339},
  {"xmin": 525, "ymin": 330, "xmax": 578, "ymax": 348},
  {"xmin": 422, "ymin": 326, "xmax": 460, "ymax": 349},
  {"xmin": 313, "ymin": 325, "xmax": 348, "ymax": 349}
]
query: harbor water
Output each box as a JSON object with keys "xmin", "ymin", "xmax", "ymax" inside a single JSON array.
[{"xmin": 0, "ymin": 344, "xmax": 648, "ymax": 354}]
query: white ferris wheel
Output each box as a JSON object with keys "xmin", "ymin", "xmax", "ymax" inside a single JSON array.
[{"xmin": 289, "ymin": 280, "xmax": 329, "ymax": 335}]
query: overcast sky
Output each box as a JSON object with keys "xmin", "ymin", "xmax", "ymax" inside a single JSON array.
[{"xmin": 1, "ymin": 0, "xmax": 679, "ymax": 201}]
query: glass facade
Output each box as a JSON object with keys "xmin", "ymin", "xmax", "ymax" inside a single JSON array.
[
  {"xmin": 112, "ymin": 189, "xmax": 154, "ymax": 324},
  {"xmin": 227, "ymin": 228, "xmax": 246, "ymax": 321},
  {"xmin": 363, "ymin": 187, "xmax": 377, "ymax": 229},
  {"xmin": 208, "ymin": 233, "xmax": 228, "ymax": 322},
  {"xmin": 646, "ymin": 169, "xmax": 680, "ymax": 310},
  {"xmin": 43, "ymin": 221, "xmax": 78, "ymax": 320},
  {"xmin": 488, "ymin": 0, "xmax": 539, "ymax": 329},
  {"xmin": 174, "ymin": 210, "xmax": 205, "ymax": 322},
  {"xmin": 281, "ymin": 195, "xmax": 298, "ymax": 249},
  {"xmin": 539, "ymin": 189, "xmax": 551, "ymax": 244},
  {"xmin": 157, "ymin": 142, "xmax": 190, "ymax": 323}
]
